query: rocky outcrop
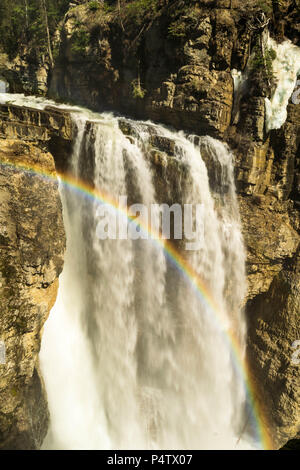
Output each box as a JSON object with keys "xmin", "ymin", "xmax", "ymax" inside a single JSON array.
[
  {"xmin": 247, "ymin": 248, "xmax": 300, "ymax": 446},
  {"xmin": 0, "ymin": 102, "xmax": 74, "ymax": 448},
  {"xmin": 0, "ymin": 48, "xmax": 50, "ymax": 96},
  {"xmin": 48, "ymin": 3, "xmax": 237, "ymax": 137},
  {"xmin": 239, "ymin": 195, "xmax": 298, "ymax": 298},
  {"xmin": 39, "ymin": 2, "xmax": 298, "ymax": 139},
  {"xmin": 0, "ymin": 104, "xmax": 72, "ymax": 141},
  {"xmin": 0, "ymin": 134, "xmax": 66, "ymax": 447},
  {"xmin": 1, "ymin": 2, "xmax": 299, "ymax": 135},
  {"xmin": 0, "ymin": 103, "xmax": 74, "ymax": 172}
]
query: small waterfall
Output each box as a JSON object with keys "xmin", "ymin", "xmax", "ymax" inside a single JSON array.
[
  {"xmin": 265, "ymin": 36, "xmax": 300, "ymax": 132},
  {"xmin": 231, "ymin": 69, "xmax": 248, "ymax": 124},
  {"xmin": 0, "ymin": 93, "xmax": 253, "ymax": 449},
  {"xmin": 0, "ymin": 78, "xmax": 8, "ymax": 93}
]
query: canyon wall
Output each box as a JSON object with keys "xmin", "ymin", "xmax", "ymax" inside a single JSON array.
[{"xmin": 0, "ymin": 106, "xmax": 72, "ymax": 449}]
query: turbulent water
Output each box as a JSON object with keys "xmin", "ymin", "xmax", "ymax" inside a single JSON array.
[{"xmin": 0, "ymin": 92, "xmax": 255, "ymax": 449}]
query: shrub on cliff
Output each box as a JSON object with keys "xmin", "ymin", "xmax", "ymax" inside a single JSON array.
[
  {"xmin": 250, "ymin": 43, "xmax": 277, "ymax": 82},
  {"xmin": 71, "ymin": 29, "xmax": 91, "ymax": 56},
  {"xmin": 88, "ymin": 1, "xmax": 101, "ymax": 11}
]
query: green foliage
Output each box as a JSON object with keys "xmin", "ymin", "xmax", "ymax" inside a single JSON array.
[
  {"xmin": 10, "ymin": 387, "xmax": 19, "ymax": 397},
  {"xmin": 167, "ymin": 8, "xmax": 199, "ymax": 39},
  {"xmin": 250, "ymin": 44, "xmax": 277, "ymax": 81},
  {"xmin": 102, "ymin": 2, "xmax": 115, "ymax": 13},
  {"xmin": 125, "ymin": 0, "xmax": 159, "ymax": 24},
  {"xmin": 0, "ymin": 0, "xmax": 70, "ymax": 59},
  {"xmin": 256, "ymin": 0, "xmax": 273, "ymax": 15},
  {"xmin": 74, "ymin": 19, "xmax": 83, "ymax": 28},
  {"xmin": 71, "ymin": 29, "xmax": 90, "ymax": 56},
  {"xmin": 88, "ymin": 1, "xmax": 101, "ymax": 11},
  {"xmin": 268, "ymin": 48, "xmax": 277, "ymax": 61},
  {"xmin": 52, "ymin": 44, "xmax": 60, "ymax": 61},
  {"xmin": 131, "ymin": 79, "xmax": 146, "ymax": 99},
  {"xmin": 168, "ymin": 20, "xmax": 186, "ymax": 38}
]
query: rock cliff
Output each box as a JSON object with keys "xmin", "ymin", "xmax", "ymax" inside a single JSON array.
[{"xmin": 0, "ymin": 106, "xmax": 71, "ymax": 448}]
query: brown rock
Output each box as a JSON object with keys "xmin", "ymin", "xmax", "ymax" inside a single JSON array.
[
  {"xmin": 247, "ymin": 249, "xmax": 300, "ymax": 448},
  {"xmin": 0, "ymin": 139, "xmax": 66, "ymax": 449}
]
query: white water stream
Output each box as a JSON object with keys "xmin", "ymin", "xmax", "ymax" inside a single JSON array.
[
  {"xmin": 265, "ymin": 37, "xmax": 300, "ymax": 131},
  {"xmin": 0, "ymin": 79, "xmax": 8, "ymax": 93}
]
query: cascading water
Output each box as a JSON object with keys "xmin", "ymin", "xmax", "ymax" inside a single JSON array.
[
  {"xmin": 265, "ymin": 36, "xmax": 300, "ymax": 131},
  {"xmin": 231, "ymin": 69, "xmax": 248, "ymax": 124},
  {"xmin": 0, "ymin": 78, "xmax": 8, "ymax": 93},
  {"xmin": 231, "ymin": 35, "xmax": 300, "ymax": 134},
  {"xmin": 0, "ymin": 92, "xmax": 255, "ymax": 449}
]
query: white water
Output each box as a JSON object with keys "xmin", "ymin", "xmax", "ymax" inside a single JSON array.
[
  {"xmin": 231, "ymin": 69, "xmax": 248, "ymax": 124},
  {"xmin": 0, "ymin": 92, "xmax": 256, "ymax": 449},
  {"xmin": 0, "ymin": 78, "xmax": 8, "ymax": 93},
  {"xmin": 265, "ymin": 36, "xmax": 300, "ymax": 131}
]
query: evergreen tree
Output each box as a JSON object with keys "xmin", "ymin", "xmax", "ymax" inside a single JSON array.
[{"xmin": 0, "ymin": 0, "xmax": 69, "ymax": 59}]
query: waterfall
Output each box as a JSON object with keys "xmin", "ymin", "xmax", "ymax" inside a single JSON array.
[
  {"xmin": 265, "ymin": 36, "xmax": 300, "ymax": 132},
  {"xmin": 0, "ymin": 93, "xmax": 254, "ymax": 449},
  {"xmin": 40, "ymin": 113, "xmax": 250, "ymax": 450},
  {"xmin": 231, "ymin": 69, "xmax": 248, "ymax": 124},
  {"xmin": 0, "ymin": 78, "xmax": 8, "ymax": 93}
]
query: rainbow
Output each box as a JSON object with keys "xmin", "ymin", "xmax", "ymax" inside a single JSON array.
[{"xmin": 0, "ymin": 157, "xmax": 274, "ymax": 450}]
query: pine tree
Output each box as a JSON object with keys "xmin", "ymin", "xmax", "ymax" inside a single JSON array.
[{"xmin": 40, "ymin": 0, "xmax": 54, "ymax": 66}]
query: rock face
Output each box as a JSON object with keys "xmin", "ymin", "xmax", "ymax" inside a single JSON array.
[
  {"xmin": 0, "ymin": 103, "xmax": 74, "ymax": 172},
  {"xmin": 247, "ymin": 248, "xmax": 300, "ymax": 446},
  {"xmin": 48, "ymin": 3, "xmax": 236, "ymax": 137},
  {"xmin": 45, "ymin": 2, "xmax": 298, "ymax": 140},
  {"xmin": 0, "ymin": 47, "xmax": 50, "ymax": 96},
  {"xmin": 0, "ymin": 123, "xmax": 67, "ymax": 447},
  {"xmin": 0, "ymin": 0, "xmax": 299, "ymax": 449},
  {"xmin": 0, "ymin": 103, "xmax": 72, "ymax": 142}
]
